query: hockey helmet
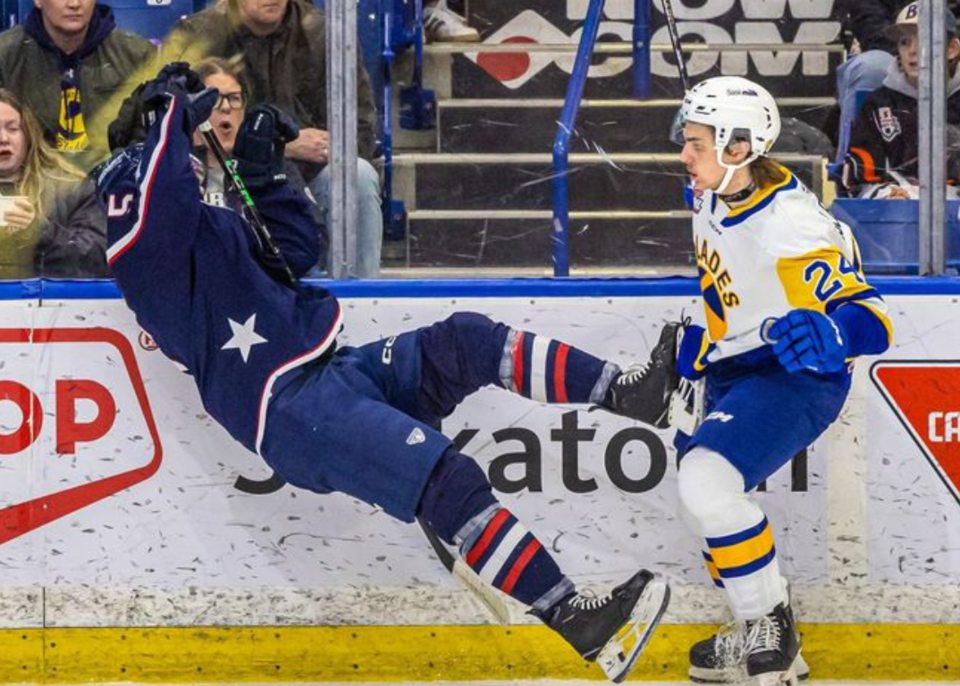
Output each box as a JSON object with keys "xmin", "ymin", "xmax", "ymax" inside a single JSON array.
[{"xmin": 671, "ymin": 76, "xmax": 781, "ymax": 193}]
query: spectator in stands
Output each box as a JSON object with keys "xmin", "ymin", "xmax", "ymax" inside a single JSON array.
[
  {"xmin": 836, "ymin": 0, "xmax": 960, "ymax": 161},
  {"xmin": 163, "ymin": 0, "xmax": 383, "ymax": 278},
  {"xmin": 192, "ymin": 57, "xmax": 326, "ymax": 264},
  {"xmin": 843, "ymin": 2, "xmax": 960, "ymax": 199},
  {"xmin": 423, "ymin": 0, "xmax": 479, "ymax": 43},
  {"xmin": 0, "ymin": 0, "xmax": 155, "ymax": 172},
  {"xmin": 0, "ymin": 89, "xmax": 106, "ymax": 279}
]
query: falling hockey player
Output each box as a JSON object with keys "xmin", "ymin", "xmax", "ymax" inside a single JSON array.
[
  {"xmin": 95, "ymin": 64, "xmax": 677, "ymax": 683},
  {"xmin": 667, "ymin": 76, "xmax": 893, "ymax": 685}
]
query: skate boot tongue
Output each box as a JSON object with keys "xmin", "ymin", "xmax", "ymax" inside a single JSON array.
[{"xmin": 744, "ymin": 603, "xmax": 801, "ymax": 682}]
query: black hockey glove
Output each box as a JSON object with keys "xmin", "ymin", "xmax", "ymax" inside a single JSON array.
[
  {"xmin": 140, "ymin": 62, "xmax": 218, "ymax": 137},
  {"xmin": 232, "ymin": 104, "xmax": 300, "ymax": 190}
]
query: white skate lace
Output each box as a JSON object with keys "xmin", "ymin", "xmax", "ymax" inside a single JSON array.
[
  {"xmin": 569, "ymin": 590, "xmax": 611, "ymax": 612},
  {"xmin": 744, "ymin": 614, "xmax": 781, "ymax": 654},
  {"xmin": 617, "ymin": 362, "xmax": 649, "ymax": 385},
  {"xmin": 714, "ymin": 620, "xmax": 748, "ymax": 667}
]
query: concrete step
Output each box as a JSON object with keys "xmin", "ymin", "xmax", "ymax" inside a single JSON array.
[{"xmin": 435, "ymin": 97, "xmax": 836, "ymax": 154}]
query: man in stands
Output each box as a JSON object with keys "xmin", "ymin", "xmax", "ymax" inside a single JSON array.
[
  {"xmin": 163, "ymin": 0, "xmax": 383, "ymax": 278},
  {"xmin": 0, "ymin": 0, "xmax": 154, "ymax": 171}
]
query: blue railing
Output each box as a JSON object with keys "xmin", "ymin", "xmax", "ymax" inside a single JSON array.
[
  {"xmin": 381, "ymin": 0, "xmax": 398, "ymax": 236},
  {"xmin": 632, "ymin": 0, "xmax": 652, "ymax": 99},
  {"xmin": 551, "ymin": 0, "xmax": 651, "ymax": 276}
]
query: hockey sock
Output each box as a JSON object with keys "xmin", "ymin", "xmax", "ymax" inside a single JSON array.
[
  {"xmin": 500, "ymin": 329, "xmax": 618, "ymax": 404},
  {"xmin": 458, "ymin": 506, "xmax": 573, "ymax": 610},
  {"xmin": 417, "ymin": 448, "xmax": 499, "ymax": 543},
  {"xmin": 678, "ymin": 447, "xmax": 787, "ymax": 619},
  {"xmin": 702, "ymin": 548, "xmax": 725, "ymax": 588},
  {"xmin": 705, "ymin": 516, "xmax": 786, "ymax": 618}
]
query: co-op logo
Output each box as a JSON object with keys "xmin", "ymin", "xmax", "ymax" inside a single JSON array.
[
  {"xmin": 0, "ymin": 328, "xmax": 160, "ymax": 545},
  {"xmin": 467, "ymin": 0, "xmax": 839, "ymax": 89}
]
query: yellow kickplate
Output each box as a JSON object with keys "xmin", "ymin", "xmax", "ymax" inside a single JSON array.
[{"xmin": 0, "ymin": 623, "xmax": 957, "ymax": 683}]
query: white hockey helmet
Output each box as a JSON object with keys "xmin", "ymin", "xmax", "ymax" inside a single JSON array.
[{"xmin": 671, "ymin": 76, "xmax": 781, "ymax": 193}]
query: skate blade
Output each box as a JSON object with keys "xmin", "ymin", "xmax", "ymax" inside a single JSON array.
[
  {"xmin": 597, "ymin": 577, "xmax": 671, "ymax": 683},
  {"xmin": 754, "ymin": 666, "xmax": 798, "ymax": 686}
]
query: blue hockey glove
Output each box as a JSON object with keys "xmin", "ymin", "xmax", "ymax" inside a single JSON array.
[
  {"xmin": 140, "ymin": 62, "xmax": 218, "ymax": 136},
  {"xmin": 233, "ymin": 104, "xmax": 301, "ymax": 190},
  {"xmin": 677, "ymin": 323, "xmax": 715, "ymax": 380},
  {"xmin": 767, "ymin": 309, "xmax": 849, "ymax": 374}
]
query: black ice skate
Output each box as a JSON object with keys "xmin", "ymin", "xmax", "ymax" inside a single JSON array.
[
  {"xmin": 532, "ymin": 569, "xmax": 670, "ymax": 683},
  {"xmin": 689, "ymin": 619, "xmax": 810, "ymax": 683},
  {"xmin": 744, "ymin": 602, "xmax": 802, "ymax": 685},
  {"xmin": 600, "ymin": 322, "xmax": 680, "ymax": 428}
]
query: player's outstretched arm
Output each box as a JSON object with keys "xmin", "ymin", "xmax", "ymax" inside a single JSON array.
[{"xmin": 101, "ymin": 64, "xmax": 218, "ymax": 270}]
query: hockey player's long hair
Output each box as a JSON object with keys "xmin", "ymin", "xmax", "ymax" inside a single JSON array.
[
  {"xmin": 749, "ymin": 156, "xmax": 788, "ymax": 189},
  {"xmin": 0, "ymin": 89, "xmax": 84, "ymax": 201},
  {"xmin": 723, "ymin": 134, "xmax": 787, "ymax": 190}
]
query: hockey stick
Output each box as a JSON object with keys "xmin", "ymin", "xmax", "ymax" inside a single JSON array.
[
  {"xmin": 662, "ymin": 0, "xmax": 690, "ymax": 92},
  {"xmin": 416, "ymin": 516, "xmax": 512, "ymax": 625},
  {"xmin": 198, "ymin": 122, "xmax": 297, "ymax": 286}
]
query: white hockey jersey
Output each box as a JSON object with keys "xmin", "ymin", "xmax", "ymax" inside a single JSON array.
[{"xmin": 691, "ymin": 165, "xmax": 892, "ymax": 362}]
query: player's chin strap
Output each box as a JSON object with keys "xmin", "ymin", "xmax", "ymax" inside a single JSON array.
[{"xmin": 713, "ymin": 147, "xmax": 760, "ymax": 195}]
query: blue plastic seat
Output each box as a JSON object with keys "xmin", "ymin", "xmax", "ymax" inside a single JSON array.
[{"xmin": 831, "ymin": 198, "xmax": 960, "ymax": 274}]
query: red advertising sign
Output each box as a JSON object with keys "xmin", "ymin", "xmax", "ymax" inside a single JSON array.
[
  {"xmin": 871, "ymin": 361, "xmax": 960, "ymax": 506},
  {"xmin": 0, "ymin": 328, "xmax": 161, "ymax": 544}
]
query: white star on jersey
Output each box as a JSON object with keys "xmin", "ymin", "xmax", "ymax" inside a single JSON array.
[{"xmin": 221, "ymin": 314, "xmax": 267, "ymax": 363}]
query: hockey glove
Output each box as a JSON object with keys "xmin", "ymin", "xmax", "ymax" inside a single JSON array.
[
  {"xmin": 767, "ymin": 309, "xmax": 848, "ymax": 374},
  {"xmin": 139, "ymin": 62, "xmax": 218, "ymax": 137},
  {"xmin": 676, "ymin": 323, "xmax": 715, "ymax": 380},
  {"xmin": 233, "ymin": 105, "xmax": 301, "ymax": 190}
]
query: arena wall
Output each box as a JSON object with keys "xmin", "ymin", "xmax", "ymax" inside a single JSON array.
[{"xmin": 0, "ymin": 277, "xmax": 957, "ymax": 682}]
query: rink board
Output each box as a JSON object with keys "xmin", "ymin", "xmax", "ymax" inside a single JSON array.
[{"xmin": 0, "ymin": 276, "xmax": 958, "ymax": 681}]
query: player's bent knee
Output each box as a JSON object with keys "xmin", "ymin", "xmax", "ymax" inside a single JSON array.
[
  {"xmin": 445, "ymin": 311, "xmax": 497, "ymax": 337},
  {"xmin": 417, "ymin": 447, "xmax": 499, "ymax": 544},
  {"xmin": 677, "ymin": 447, "xmax": 746, "ymax": 526}
]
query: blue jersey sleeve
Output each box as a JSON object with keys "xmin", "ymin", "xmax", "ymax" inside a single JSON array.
[
  {"xmin": 105, "ymin": 94, "xmax": 202, "ymax": 272},
  {"xmin": 247, "ymin": 183, "xmax": 321, "ymax": 277}
]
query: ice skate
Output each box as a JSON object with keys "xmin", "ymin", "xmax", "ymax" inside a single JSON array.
[
  {"xmin": 743, "ymin": 603, "xmax": 801, "ymax": 685},
  {"xmin": 689, "ymin": 618, "xmax": 809, "ymax": 683},
  {"xmin": 533, "ymin": 569, "xmax": 670, "ymax": 683},
  {"xmin": 600, "ymin": 322, "xmax": 680, "ymax": 428}
]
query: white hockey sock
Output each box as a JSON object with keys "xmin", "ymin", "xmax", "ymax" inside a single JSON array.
[{"xmin": 678, "ymin": 447, "xmax": 788, "ymax": 620}]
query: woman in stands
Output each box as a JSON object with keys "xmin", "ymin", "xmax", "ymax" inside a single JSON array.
[
  {"xmin": 0, "ymin": 89, "xmax": 106, "ymax": 279},
  {"xmin": 192, "ymin": 57, "xmax": 327, "ymax": 263},
  {"xmin": 843, "ymin": 1, "xmax": 960, "ymax": 198}
]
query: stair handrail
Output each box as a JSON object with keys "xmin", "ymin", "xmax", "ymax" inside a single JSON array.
[
  {"xmin": 380, "ymin": 0, "xmax": 397, "ymax": 235},
  {"xmin": 551, "ymin": 0, "xmax": 612, "ymax": 277},
  {"xmin": 632, "ymin": 0, "xmax": 651, "ymax": 99}
]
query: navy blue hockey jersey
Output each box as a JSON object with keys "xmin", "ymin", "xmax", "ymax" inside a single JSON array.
[{"xmin": 98, "ymin": 94, "xmax": 342, "ymax": 454}]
